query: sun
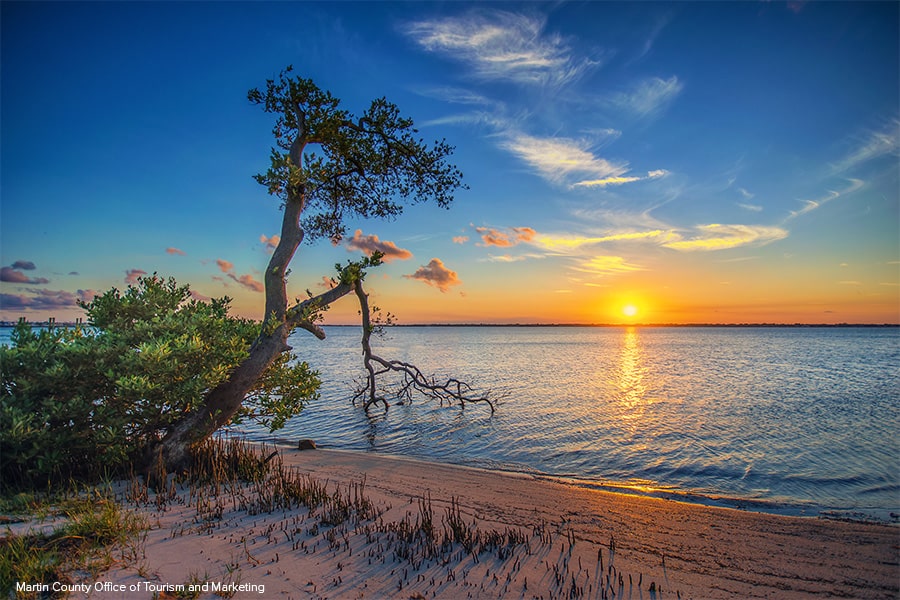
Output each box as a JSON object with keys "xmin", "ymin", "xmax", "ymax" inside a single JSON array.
[{"xmin": 622, "ymin": 304, "xmax": 639, "ymax": 318}]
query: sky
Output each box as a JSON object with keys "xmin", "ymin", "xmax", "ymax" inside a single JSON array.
[{"xmin": 2, "ymin": 1, "xmax": 898, "ymax": 325}]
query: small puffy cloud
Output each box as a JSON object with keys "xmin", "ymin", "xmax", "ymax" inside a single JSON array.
[
  {"xmin": 12, "ymin": 260, "xmax": 36, "ymax": 270},
  {"xmin": 124, "ymin": 269, "xmax": 147, "ymax": 285},
  {"xmin": 214, "ymin": 258, "xmax": 263, "ymax": 292},
  {"xmin": 405, "ymin": 258, "xmax": 461, "ymax": 292},
  {"xmin": 232, "ymin": 274, "xmax": 264, "ymax": 293},
  {"xmin": 317, "ymin": 276, "xmax": 338, "ymax": 290},
  {"xmin": 452, "ymin": 235, "xmax": 469, "ymax": 244},
  {"xmin": 1, "ymin": 266, "xmax": 49, "ymax": 284},
  {"xmin": 166, "ymin": 247, "xmax": 186, "ymax": 256},
  {"xmin": 663, "ymin": 224, "xmax": 788, "ymax": 251},
  {"xmin": 475, "ymin": 226, "xmax": 536, "ymax": 247},
  {"xmin": 345, "ymin": 229, "xmax": 413, "ymax": 262},
  {"xmin": 77, "ymin": 289, "xmax": 100, "ymax": 304},
  {"xmin": 190, "ymin": 290, "xmax": 212, "ymax": 302},
  {"xmin": 260, "ymin": 234, "xmax": 281, "ymax": 253}
]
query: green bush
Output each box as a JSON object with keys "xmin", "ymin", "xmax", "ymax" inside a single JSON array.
[{"xmin": 1, "ymin": 275, "xmax": 319, "ymax": 490}]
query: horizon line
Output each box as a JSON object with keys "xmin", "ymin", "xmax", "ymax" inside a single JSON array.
[{"xmin": 3, "ymin": 320, "xmax": 897, "ymax": 329}]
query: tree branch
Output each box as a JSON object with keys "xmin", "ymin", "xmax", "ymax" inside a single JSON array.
[
  {"xmin": 351, "ymin": 279, "xmax": 496, "ymax": 413},
  {"xmin": 285, "ymin": 281, "xmax": 354, "ymax": 339}
]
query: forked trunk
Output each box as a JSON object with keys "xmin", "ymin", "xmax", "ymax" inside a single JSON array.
[
  {"xmin": 143, "ymin": 324, "xmax": 293, "ymax": 474},
  {"xmin": 145, "ymin": 188, "xmax": 307, "ymax": 474}
]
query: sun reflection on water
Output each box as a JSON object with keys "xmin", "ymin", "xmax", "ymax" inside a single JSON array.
[{"xmin": 618, "ymin": 327, "xmax": 646, "ymax": 410}]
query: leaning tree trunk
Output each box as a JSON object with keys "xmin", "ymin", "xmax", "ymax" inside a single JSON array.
[{"xmin": 146, "ymin": 127, "xmax": 330, "ymax": 473}]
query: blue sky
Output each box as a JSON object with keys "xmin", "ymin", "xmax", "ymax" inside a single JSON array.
[{"xmin": 2, "ymin": 1, "xmax": 898, "ymax": 324}]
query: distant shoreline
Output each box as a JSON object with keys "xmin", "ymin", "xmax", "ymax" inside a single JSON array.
[{"xmin": 2, "ymin": 321, "xmax": 898, "ymax": 329}]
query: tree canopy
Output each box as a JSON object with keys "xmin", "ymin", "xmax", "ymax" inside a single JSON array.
[{"xmin": 1, "ymin": 67, "xmax": 492, "ymax": 484}]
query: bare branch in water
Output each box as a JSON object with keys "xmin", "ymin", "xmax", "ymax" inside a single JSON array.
[{"xmin": 351, "ymin": 279, "xmax": 497, "ymax": 413}]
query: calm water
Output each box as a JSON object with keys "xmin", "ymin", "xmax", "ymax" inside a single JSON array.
[
  {"xmin": 249, "ymin": 326, "xmax": 899, "ymax": 521},
  {"xmin": 4, "ymin": 325, "xmax": 898, "ymax": 520}
]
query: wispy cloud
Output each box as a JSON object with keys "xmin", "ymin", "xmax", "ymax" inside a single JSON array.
[
  {"xmin": 412, "ymin": 86, "xmax": 492, "ymax": 106},
  {"xmin": 533, "ymin": 229, "xmax": 674, "ymax": 250},
  {"xmin": 573, "ymin": 169, "xmax": 669, "ymax": 188},
  {"xmin": 663, "ymin": 224, "xmax": 788, "ymax": 251},
  {"xmin": 405, "ymin": 258, "xmax": 461, "ymax": 292},
  {"xmin": 629, "ymin": 13, "xmax": 672, "ymax": 64},
  {"xmin": 738, "ymin": 203, "xmax": 763, "ymax": 212},
  {"xmin": 500, "ymin": 133, "xmax": 627, "ymax": 185},
  {"xmin": 609, "ymin": 76, "xmax": 683, "ymax": 118},
  {"xmin": 345, "ymin": 229, "xmax": 413, "ymax": 262},
  {"xmin": 402, "ymin": 10, "xmax": 600, "ymax": 87},
  {"xmin": 573, "ymin": 255, "xmax": 644, "ymax": 275},
  {"xmin": 165, "ymin": 247, "xmax": 186, "ymax": 256},
  {"xmin": 784, "ymin": 178, "xmax": 864, "ymax": 222},
  {"xmin": 452, "ymin": 235, "xmax": 469, "ymax": 244},
  {"xmin": 830, "ymin": 118, "xmax": 900, "ymax": 174}
]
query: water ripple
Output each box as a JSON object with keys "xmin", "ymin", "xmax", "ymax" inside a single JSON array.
[{"xmin": 240, "ymin": 326, "xmax": 900, "ymax": 521}]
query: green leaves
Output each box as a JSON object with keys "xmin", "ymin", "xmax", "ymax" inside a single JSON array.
[
  {"xmin": 249, "ymin": 68, "xmax": 466, "ymax": 243},
  {"xmin": 1, "ymin": 274, "xmax": 320, "ymax": 490}
]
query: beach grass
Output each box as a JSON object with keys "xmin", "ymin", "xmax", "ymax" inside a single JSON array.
[
  {"xmin": 4, "ymin": 438, "xmax": 896, "ymax": 599},
  {"xmin": 0, "ymin": 486, "xmax": 148, "ymax": 597}
]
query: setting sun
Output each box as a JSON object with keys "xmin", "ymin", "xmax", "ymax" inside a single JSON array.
[{"xmin": 622, "ymin": 304, "xmax": 639, "ymax": 318}]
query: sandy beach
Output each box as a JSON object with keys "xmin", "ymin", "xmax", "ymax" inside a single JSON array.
[{"xmin": 86, "ymin": 446, "xmax": 898, "ymax": 599}]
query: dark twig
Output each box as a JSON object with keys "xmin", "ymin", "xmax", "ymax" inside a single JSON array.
[{"xmin": 351, "ymin": 279, "xmax": 496, "ymax": 413}]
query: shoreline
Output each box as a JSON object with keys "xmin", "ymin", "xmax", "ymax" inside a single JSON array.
[
  {"xmin": 264, "ymin": 440, "xmax": 898, "ymax": 524},
  {"xmin": 88, "ymin": 445, "xmax": 898, "ymax": 599}
]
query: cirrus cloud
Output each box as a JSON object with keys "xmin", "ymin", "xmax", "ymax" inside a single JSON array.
[
  {"xmin": 499, "ymin": 133, "xmax": 627, "ymax": 185},
  {"xmin": 663, "ymin": 224, "xmax": 789, "ymax": 251},
  {"xmin": 573, "ymin": 169, "xmax": 669, "ymax": 188},
  {"xmin": 402, "ymin": 10, "xmax": 601, "ymax": 88},
  {"xmin": 609, "ymin": 75, "xmax": 684, "ymax": 118}
]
